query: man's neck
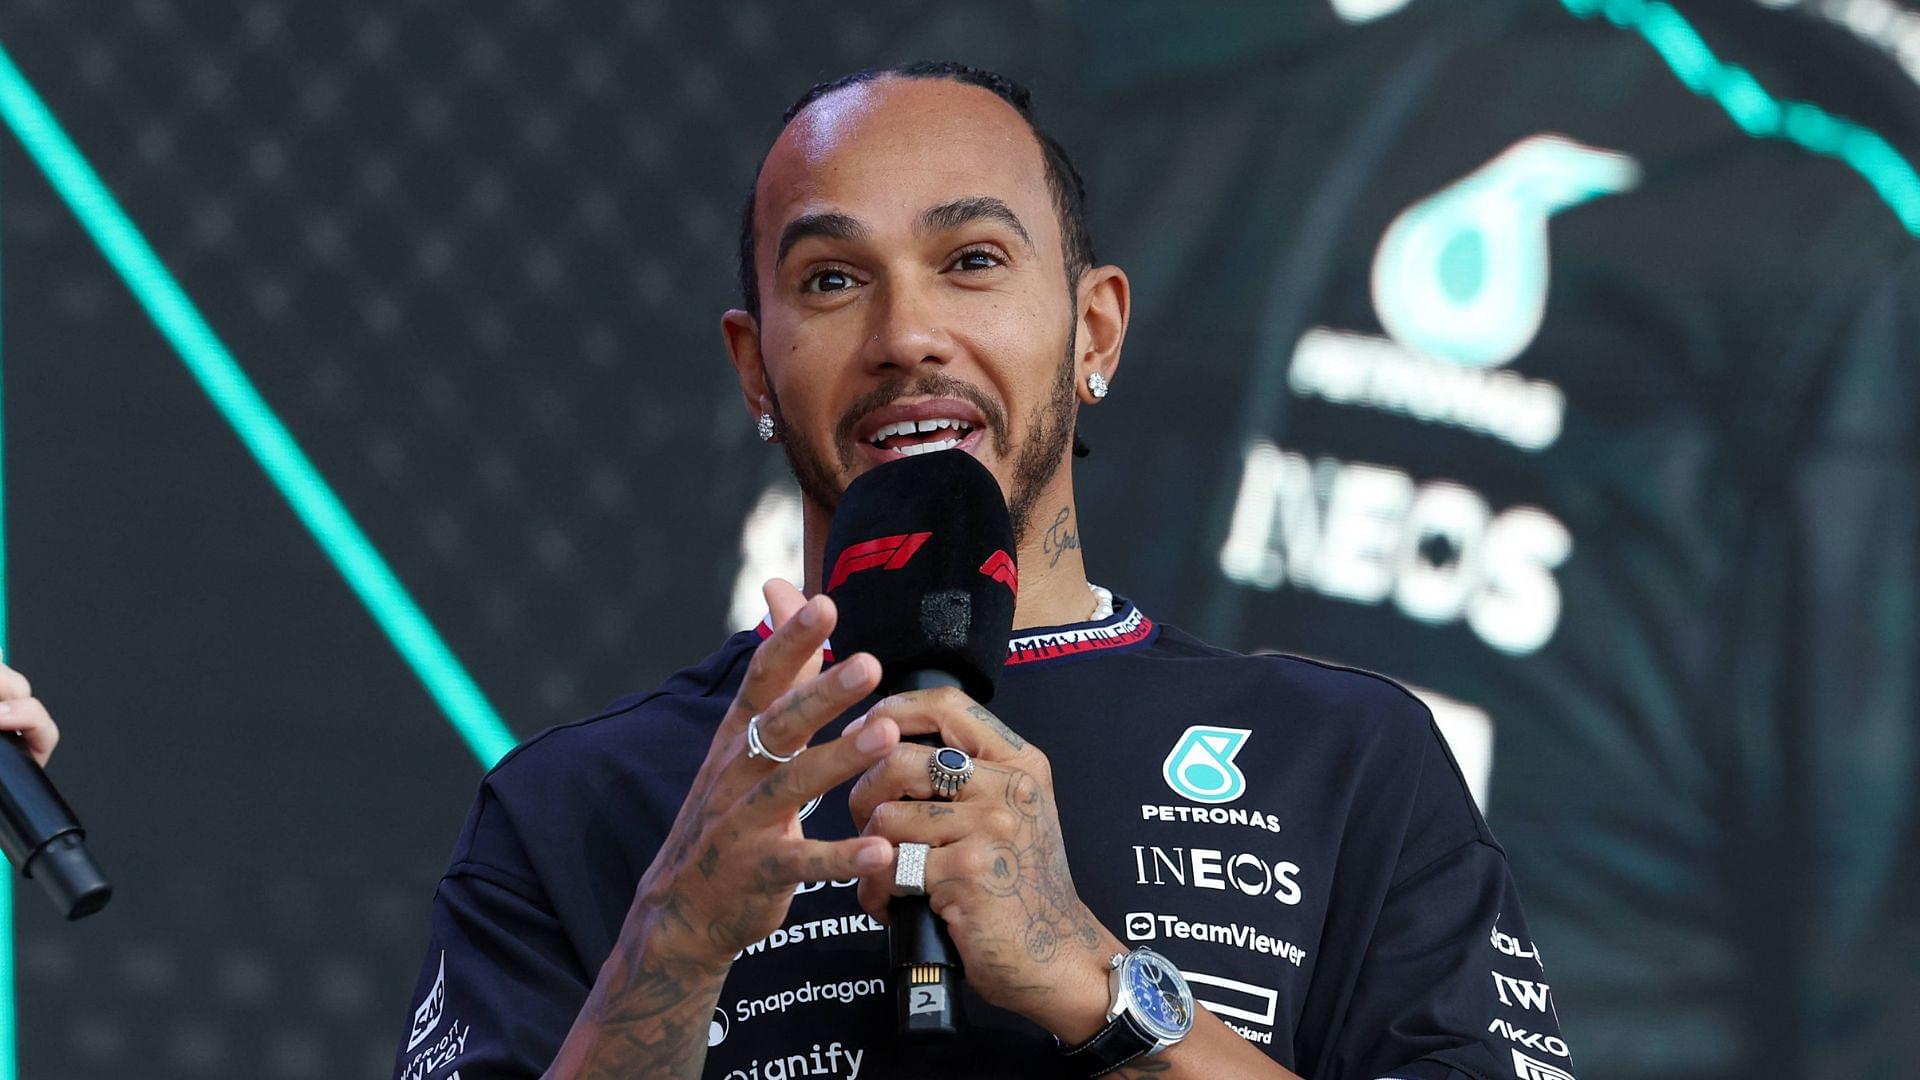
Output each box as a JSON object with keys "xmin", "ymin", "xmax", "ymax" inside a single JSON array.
[{"xmin": 799, "ymin": 495, "xmax": 1097, "ymax": 631}]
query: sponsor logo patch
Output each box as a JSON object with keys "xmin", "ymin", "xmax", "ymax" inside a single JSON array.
[
  {"xmin": 1491, "ymin": 916, "xmax": 1545, "ymax": 969},
  {"xmin": 1162, "ymin": 726, "xmax": 1251, "ymax": 804},
  {"xmin": 1510, "ymin": 1048, "xmax": 1578, "ymax": 1080},
  {"xmin": 398, "ymin": 1019, "xmax": 469, "ymax": 1080},
  {"xmin": 1182, "ymin": 969, "xmax": 1278, "ymax": 1027},
  {"xmin": 1490, "ymin": 1018, "xmax": 1571, "ymax": 1059},
  {"xmin": 1491, "ymin": 971, "xmax": 1553, "ymax": 1012},
  {"xmin": 1132, "ymin": 845, "xmax": 1304, "ymax": 906},
  {"xmin": 1123, "ymin": 910, "xmax": 1307, "ymax": 966},
  {"xmin": 734, "ymin": 976, "xmax": 887, "ymax": 1022},
  {"xmin": 722, "ymin": 1040, "xmax": 866, "ymax": 1079},
  {"xmin": 406, "ymin": 952, "xmax": 446, "ymax": 1053},
  {"xmin": 736, "ymin": 913, "xmax": 884, "ymax": 958},
  {"xmin": 1140, "ymin": 803, "xmax": 1282, "ymax": 833}
]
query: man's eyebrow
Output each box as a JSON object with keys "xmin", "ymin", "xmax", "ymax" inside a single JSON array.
[
  {"xmin": 919, "ymin": 196, "xmax": 1034, "ymax": 252},
  {"xmin": 776, "ymin": 212, "xmax": 870, "ymax": 268}
]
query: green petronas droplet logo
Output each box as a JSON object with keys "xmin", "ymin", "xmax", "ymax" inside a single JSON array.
[
  {"xmin": 1371, "ymin": 134, "xmax": 1641, "ymax": 370},
  {"xmin": 1162, "ymin": 725, "xmax": 1252, "ymax": 804}
]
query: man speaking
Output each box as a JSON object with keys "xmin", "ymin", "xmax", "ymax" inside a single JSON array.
[{"xmin": 393, "ymin": 63, "xmax": 1570, "ymax": 1079}]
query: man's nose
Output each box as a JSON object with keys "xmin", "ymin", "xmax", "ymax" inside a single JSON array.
[{"xmin": 858, "ymin": 277, "xmax": 957, "ymax": 374}]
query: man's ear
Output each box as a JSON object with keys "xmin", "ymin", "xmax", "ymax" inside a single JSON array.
[
  {"xmin": 1074, "ymin": 265, "xmax": 1131, "ymax": 404},
  {"xmin": 722, "ymin": 309, "xmax": 774, "ymax": 423}
]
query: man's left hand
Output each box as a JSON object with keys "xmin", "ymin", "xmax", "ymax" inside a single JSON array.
[{"xmin": 848, "ymin": 685, "xmax": 1121, "ymax": 1043}]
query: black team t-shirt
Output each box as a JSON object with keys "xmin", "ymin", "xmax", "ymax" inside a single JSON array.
[{"xmin": 393, "ymin": 598, "xmax": 1571, "ymax": 1080}]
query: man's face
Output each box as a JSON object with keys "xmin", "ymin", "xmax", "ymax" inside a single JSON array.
[{"xmin": 744, "ymin": 78, "xmax": 1080, "ymax": 542}]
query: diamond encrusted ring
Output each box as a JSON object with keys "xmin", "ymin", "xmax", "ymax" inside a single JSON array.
[
  {"xmin": 927, "ymin": 746, "xmax": 976, "ymax": 800},
  {"xmin": 745, "ymin": 714, "xmax": 804, "ymax": 764},
  {"xmin": 895, "ymin": 841, "xmax": 929, "ymax": 896}
]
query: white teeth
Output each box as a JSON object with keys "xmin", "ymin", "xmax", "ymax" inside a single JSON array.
[
  {"xmin": 867, "ymin": 417, "xmax": 976, "ymax": 445},
  {"xmin": 895, "ymin": 437, "xmax": 962, "ymax": 456}
]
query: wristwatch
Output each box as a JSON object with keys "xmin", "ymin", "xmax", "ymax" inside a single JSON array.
[{"xmin": 1059, "ymin": 948, "xmax": 1196, "ymax": 1077}]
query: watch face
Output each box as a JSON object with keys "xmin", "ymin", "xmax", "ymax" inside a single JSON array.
[{"xmin": 1122, "ymin": 950, "xmax": 1195, "ymax": 1042}]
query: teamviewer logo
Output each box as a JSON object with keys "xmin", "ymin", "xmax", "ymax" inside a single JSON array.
[{"xmin": 1125, "ymin": 912, "xmax": 1156, "ymax": 941}]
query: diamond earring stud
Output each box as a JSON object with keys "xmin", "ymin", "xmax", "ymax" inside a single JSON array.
[
  {"xmin": 756, "ymin": 413, "xmax": 776, "ymax": 441},
  {"xmin": 1088, "ymin": 372, "xmax": 1110, "ymax": 400}
]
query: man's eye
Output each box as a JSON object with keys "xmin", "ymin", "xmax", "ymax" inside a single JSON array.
[
  {"xmin": 804, "ymin": 269, "xmax": 857, "ymax": 293},
  {"xmin": 950, "ymin": 249, "xmax": 1003, "ymax": 272}
]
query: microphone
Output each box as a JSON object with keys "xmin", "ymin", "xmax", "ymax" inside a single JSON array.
[
  {"xmin": 823, "ymin": 449, "xmax": 1017, "ymax": 1041},
  {"xmin": 0, "ymin": 734, "xmax": 111, "ymax": 920}
]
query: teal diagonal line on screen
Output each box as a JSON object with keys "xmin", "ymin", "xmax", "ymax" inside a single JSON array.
[
  {"xmin": 1559, "ymin": 0, "xmax": 1920, "ymax": 237},
  {"xmin": 0, "ymin": 42, "xmax": 517, "ymax": 774},
  {"xmin": 0, "ymin": 106, "xmax": 15, "ymax": 1080}
]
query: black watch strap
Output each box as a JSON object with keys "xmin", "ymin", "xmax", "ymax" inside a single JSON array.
[{"xmin": 1060, "ymin": 1011, "xmax": 1157, "ymax": 1078}]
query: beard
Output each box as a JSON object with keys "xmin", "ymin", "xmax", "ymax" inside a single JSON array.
[{"xmin": 772, "ymin": 335, "xmax": 1079, "ymax": 551}]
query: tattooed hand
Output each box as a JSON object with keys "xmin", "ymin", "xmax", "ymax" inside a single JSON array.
[
  {"xmin": 545, "ymin": 581, "xmax": 900, "ymax": 1078},
  {"xmin": 847, "ymin": 686, "xmax": 1124, "ymax": 1044}
]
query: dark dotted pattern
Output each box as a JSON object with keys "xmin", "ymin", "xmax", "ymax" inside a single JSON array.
[{"xmin": 0, "ymin": 3, "xmax": 1071, "ymax": 1075}]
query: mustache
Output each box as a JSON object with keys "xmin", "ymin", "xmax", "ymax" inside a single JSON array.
[{"xmin": 833, "ymin": 373, "xmax": 1010, "ymax": 458}]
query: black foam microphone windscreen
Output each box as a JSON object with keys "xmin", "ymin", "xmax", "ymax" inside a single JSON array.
[{"xmin": 822, "ymin": 450, "xmax": 1017, "ymax": 703}]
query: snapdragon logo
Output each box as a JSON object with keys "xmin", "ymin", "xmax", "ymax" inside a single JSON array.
[
  {"xmin": 735, "ymin": 977, "xmax": 887, "ymax": 1021},
  {"xmin": 1163, "ymin": 726, "xmax": 1251, "ymax": 804}
]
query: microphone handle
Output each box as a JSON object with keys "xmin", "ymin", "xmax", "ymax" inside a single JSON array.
[
  {"xmin": 0, "ymin": 734, "xmax": 111, "ymax": 920},
  {"xmin": 888, "ymin": 668, "xmax": 967, "ymax": 1040}
]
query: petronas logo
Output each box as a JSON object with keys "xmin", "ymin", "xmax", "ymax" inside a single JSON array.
[
  {"xmin": 1162, "ymin": 726, "xmax": 1252, "ymax": 804},
  {"xmin": 1371, "ymin": 134, "xmax": 1640, "ymax": 370}
]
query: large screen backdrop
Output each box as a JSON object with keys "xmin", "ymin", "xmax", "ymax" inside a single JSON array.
[{"xmin": 1, "ymin": 2, "xmax": 1916, "ymax": 1077}]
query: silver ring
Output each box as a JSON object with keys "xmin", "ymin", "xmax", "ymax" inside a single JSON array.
[
  {"xmin": 895, "ymin": 841, "xmax": 929, "ymax": 896},
  {"xmin": 745, "ymin": 714, "xmax": 804, "ymax": 764},
  {"xmin": 927, "ymin": 746, "xmax": 975, "ymax": 800}
]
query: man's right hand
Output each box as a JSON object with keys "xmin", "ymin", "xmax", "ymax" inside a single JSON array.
[
  {"xmin": 627, "ymin": 579, "xmax": 898, "ymax": 966},
  {"xmin": 545, "ymin": 580, "xmax": 897, "ymax": 1078}
]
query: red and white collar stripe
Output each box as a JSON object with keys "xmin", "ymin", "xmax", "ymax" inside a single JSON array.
[{"xmin": 753, "ymin": 593, "xmax": 1156, "ymax": 668}]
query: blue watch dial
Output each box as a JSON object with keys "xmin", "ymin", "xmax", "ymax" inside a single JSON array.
[{"xmin": 1122, "ymin": 950, "xmax": 1194, "ymax": 1042}]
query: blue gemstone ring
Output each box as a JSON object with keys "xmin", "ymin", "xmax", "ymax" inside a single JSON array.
[{"xmin": 928, "ymin": 746, "xmax": 975, "ymax": 800}]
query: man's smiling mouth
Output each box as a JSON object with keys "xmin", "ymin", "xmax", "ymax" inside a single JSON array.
[
  {"xmin": 867, "ymin": 417, "xmax": 979, "ymax": 457},
  {"xmin": 842, "ymin": 387, "xmax": 999, "ymax": 466}
]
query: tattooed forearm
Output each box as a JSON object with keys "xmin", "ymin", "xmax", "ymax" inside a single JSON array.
[{"xmin": 545, "ymin": 927, "xmax": 728, "ymax": 1080}]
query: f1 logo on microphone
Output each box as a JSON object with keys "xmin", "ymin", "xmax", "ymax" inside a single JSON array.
[
  {"xmin": 827, "ymin": 532, "xmax": 932, "ymax": 591},
  {"xmin": 978, "ymin": 550, "xmax": 1018, "ymax": 595}
]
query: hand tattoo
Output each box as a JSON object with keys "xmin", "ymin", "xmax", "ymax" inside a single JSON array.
[{"xmin": 967, "ymin": 703, "xmax": 1027, "ymax": 751}]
